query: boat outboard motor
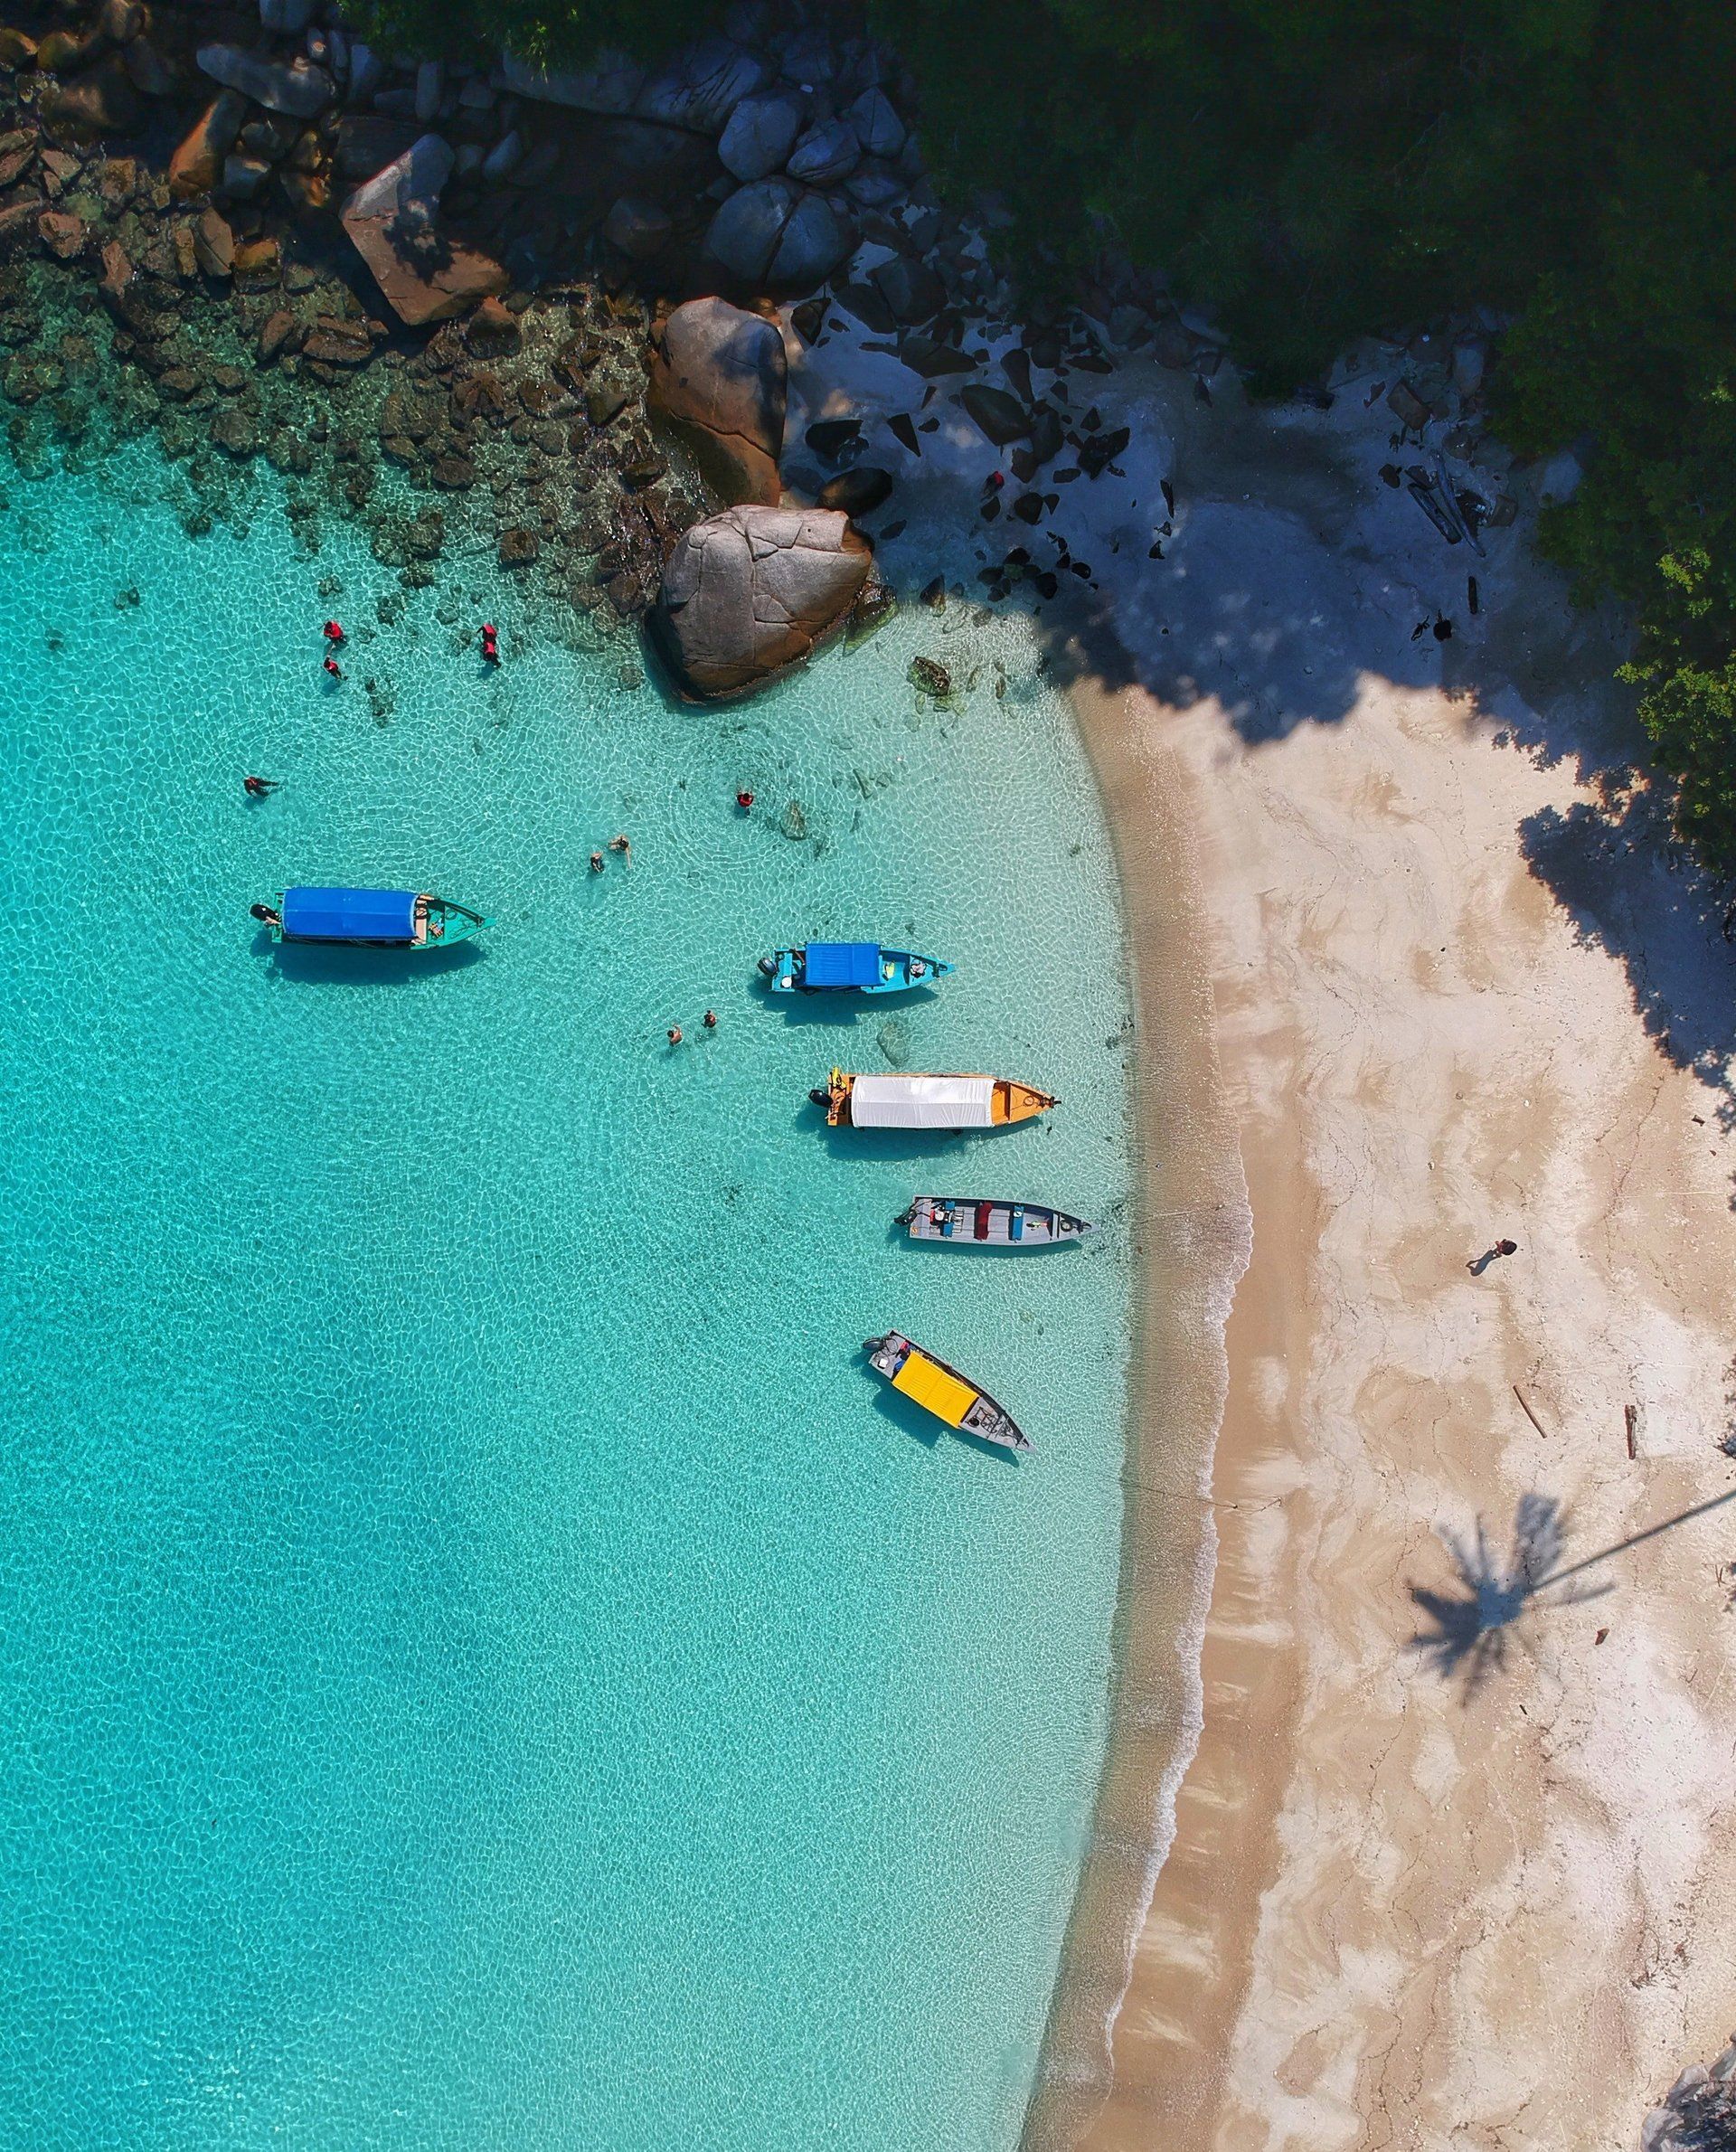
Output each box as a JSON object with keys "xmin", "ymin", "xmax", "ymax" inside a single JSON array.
[
  {"xmin": 250, "ymin": 902, "xmax": 277, "ymax": 924},
  {"xmin": 757, "ymin": 956, "xmax": 777, "ymax": 977},
  {"xmin": 808, "ymin": 1087, "xmax": 831, "ymax": 1109}
]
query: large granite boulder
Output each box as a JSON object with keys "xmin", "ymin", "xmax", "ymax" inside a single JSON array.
[
  {"xmin": 499, "ymin": 38, "xmax": 766, "ymax": 132},
  {"xmin": 341, "ymin": 134, "xmax": 506, "ymax": 326},
  {"xmin": 498, "ymin": 49, "xmax": 642, "ymax": 114},
  {"xmin": 636, "ymin": 39, "xmax": 769, "ymax": 130},
  {"xmin": 705, "ymin": 178, "xmax": 850, "ymax": 290},
  {"xmin": 718, "ymin": 90, "xmax": 802, "ymax": 181},
  {"xmin": 647, "ymin": 295, "xmax": 786, "ymax": 507},
  {"xmin": 846, "ymin": 86, "xmax": 906, "ymax": 159},
  {"xmin": 786, "ymin": 118, "xmax": 859, "ymax": 185},
  {"xmin": 196, "ymin": 44, "xmax": 333, "ymax": 118},
  {"xmin": 651, "ymin": 505, "xmax": 872, "ymax": 700}
]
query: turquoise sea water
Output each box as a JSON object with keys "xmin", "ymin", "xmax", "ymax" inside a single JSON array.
[{"xmin": 0, "ymin": 448, "xmax": 1134, "ymax": 2151}]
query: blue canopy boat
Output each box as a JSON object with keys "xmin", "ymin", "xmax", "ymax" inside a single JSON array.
[
  {"xmin": 252, "ymin": 887, "xmax": 491, "ymax": 949},
  {"xmin": 756, "ymin": 941, "xmax": 954, "ymax": 995}
]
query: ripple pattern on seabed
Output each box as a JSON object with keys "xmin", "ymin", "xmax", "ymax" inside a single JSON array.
[{"xmin": 0, "ymin": 443, "xmax": 1135, "ymax": 2152}]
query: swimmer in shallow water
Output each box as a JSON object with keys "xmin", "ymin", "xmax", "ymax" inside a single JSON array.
[
  {"xmin": 608, "ymin": 833, "xmax": 631, "ymax": 863},
  {"xmin": 242, "ymin": 776, "xmax": 279, "ymax": 798}
]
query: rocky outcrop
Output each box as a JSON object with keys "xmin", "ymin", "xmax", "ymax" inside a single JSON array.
[
  {"xmin": 647, "ymin": 296, "xmax": 786, "ymax": 507},
  {"xmin": 651, "ymin": 505, "xmax": 872, "ymax": 700},
  {"xmin": 340, "ymin": 134, "xmax": 506, "ymax": 326}
]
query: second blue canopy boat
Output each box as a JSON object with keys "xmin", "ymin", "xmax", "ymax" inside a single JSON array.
[
  {"xmin": 757, "ymin": 942, "xmax": 953, "ymax": 995},
  {"xmin": 251, "ymin": 887, "xmax": 491, "ymax": 949}
]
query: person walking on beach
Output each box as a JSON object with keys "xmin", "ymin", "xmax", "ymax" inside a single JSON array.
[
  {"xmin": 1468, "ymin": 1237, "xmax": 1519, "ymax": 1275},
  {"xmin": 242, "ymin": 775, "xmax": 280, "ymax": 798}
]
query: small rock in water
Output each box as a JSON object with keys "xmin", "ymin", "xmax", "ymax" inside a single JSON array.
[
  {"xmin": 114, "ymin": 586, "xmax": 140, "ymax": 609},
  {"xmin": 919, "ymin": 574, "xmax": 946, "ymax": 609},
  {"xmin": 618, "ymin": 663, "xmax": 644, "ymax": 690},
  {"xmin": 781, "ymin": 799, "xmax": 807, "ymax": 841},
  {"xmin": 876, "ymin": 1019, "xmax": 910, "ymax": 1068},
  {"xmin": 909, "ymin": 656, "xmax": 950, "ymax": 697}
]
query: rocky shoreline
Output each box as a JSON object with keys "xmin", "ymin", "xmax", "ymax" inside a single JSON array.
[{"xmin": 0, "ymin": 0, "xmax": 1263, "ymax": 696}]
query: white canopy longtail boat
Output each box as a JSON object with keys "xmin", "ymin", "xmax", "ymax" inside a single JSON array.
[{"xmin": 810, "ymin": 1070, "xmax": 1056, "ymax": 1129}]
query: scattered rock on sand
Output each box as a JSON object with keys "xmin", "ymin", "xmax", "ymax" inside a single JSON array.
[
  {"xmin": 652, "ymin": 504, "xmax": 873, "ymax": 699},
  {"xmin": 817, "ymin": 466, "xmax": 893, "ymax": 517},
  {"xmin": 647, "ymin": 294, "xmax": 786, "ymax": 507},
  {"xmin": 909, "ymin": 656, "xmax": 950, "ymax": 696},
  {"xmin": 341, "ymin": 134, "xmax": 506, "ymax": 326},
  {"xmin": 960, "ymin": 384, "xmax": 1031, "ymax": 445},
  {"xmin": 871, "ymin": 254, "xmax": 944, "ymax": 326}
]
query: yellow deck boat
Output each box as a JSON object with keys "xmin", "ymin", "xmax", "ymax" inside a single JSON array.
[{"xmin": 863, "ymin": 1331, "xmax": 1030, "ymax": 1451}]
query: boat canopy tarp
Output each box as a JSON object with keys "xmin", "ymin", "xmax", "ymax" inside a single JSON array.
[
  {"xmin": 806, "ymin": 941, "xmax": 882, "ymax": 987},
  {"xmin": 283, "ymin": 887, "xmax": 417, "ymax": 942},
  {"xmin": 892, "ymin": 1349, "xmax": 977, "ymax": 1428},
  {"xmin": 849, "ymin": 1073, "xmax": 995, "ymax": 1128}
]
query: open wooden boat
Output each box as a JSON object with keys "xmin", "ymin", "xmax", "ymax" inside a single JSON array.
[
  {"xmin": 864, "ymin": 1330, "xmax": 1030, "ymax": 1451},
  {"xmin": 899, "ymin": 1195, "xmax": 1095, "ymax": 1247},
  {"xmin": 253, "ymin": 888, "xmax": 491, "ymax": 949},
  {"xmin": 757, "ymin": 942, "xmax": 954, "ymax": 995},
  {"xmin": 811, "ymin": 1070, "xmax": 1057, "ymax": 1129}
]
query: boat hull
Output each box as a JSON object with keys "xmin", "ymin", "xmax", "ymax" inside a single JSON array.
[
  {"xmin": 760, "ymin": 946, "xmax": 953, "ymax": 995},
  {"xmin": 900, "ymin": 1196, "xmax": 1095, "ymax": 1247},
  {"xmin": 863, "ymin": 1330, "xmax": 1030, "ymax": 1451}
]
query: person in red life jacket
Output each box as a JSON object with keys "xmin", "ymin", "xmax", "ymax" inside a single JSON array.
[
  {"xmin": 324, "ymin": 656, "xmax": 342, "ymax": 679},
  {"xmin": 735, "ymin": 789, "xmax": 754, "ymax": 811},
  {"xmin": 986, "ymin": 470, "xmax": 1005, "ymax": 491},
  {"xmin": 481, "ymin": 624, "xmax": 499, "ymax": 665},
  {"xmin": 323, "ymin": 620, "xmax": 344, "ymax": 644}
]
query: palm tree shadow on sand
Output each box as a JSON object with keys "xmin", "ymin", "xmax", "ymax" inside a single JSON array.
[
  {"xmin": 1408, "ymin": 1494, "xmax": 1609, "ymax": 1694},
  {"xmin": 1408, "ymin": 1484, "xmax": 1736, "ymax": 1695}
]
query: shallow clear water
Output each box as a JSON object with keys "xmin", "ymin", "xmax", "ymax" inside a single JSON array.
[{"xmin": 0, "ymin": 448, "xmax": 1133, "ymax": 2151}]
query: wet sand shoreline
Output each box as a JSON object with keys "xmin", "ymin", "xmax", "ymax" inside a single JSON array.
[{"xmin": 1020, "ymin": 672, "xmax": 1252, "ymax": 2152}]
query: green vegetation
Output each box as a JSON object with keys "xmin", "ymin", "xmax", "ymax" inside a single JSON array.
[
  {"xmin": 358, "ymin": 0, "xmax": 1736, "ymax": 865},
  {"xmin": 883, "ymin": 0, "xmax": 1736, "ymax": 865}
]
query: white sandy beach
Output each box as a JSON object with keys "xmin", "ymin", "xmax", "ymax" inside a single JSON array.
[{"xmin": 782, "ymin": 291, "xmax": 1736, "ymax": 2150}]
